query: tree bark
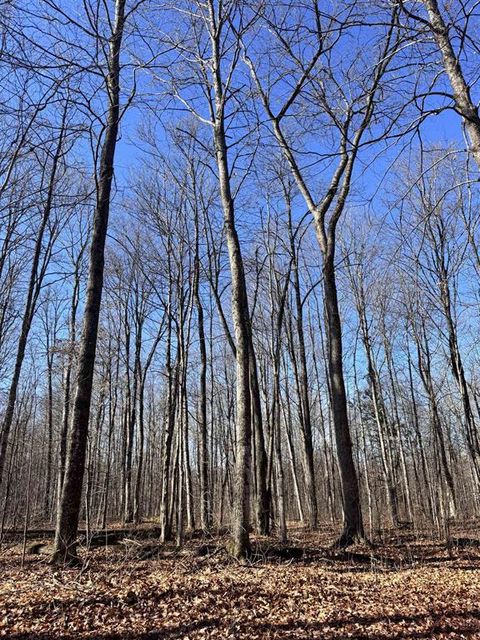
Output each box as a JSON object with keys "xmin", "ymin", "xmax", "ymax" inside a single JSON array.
[
  {"xmin": 52, "ymin": 0, "xmax": 126, "ymax": 564},
  {"xmin": 421, "ymin": 0, "xmax": 480, "ymax": 168},
  {"xmin": 208, "ymin": 0, "xmax": 253, "ymax": 558},
  {"xmin": 323, "ymin": 251, "xmax": 364, "ymax": 546}
]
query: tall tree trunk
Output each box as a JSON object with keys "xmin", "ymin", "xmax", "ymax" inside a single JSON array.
[
  {"xmin": 217, "ymin": 136, "xmax": 252, "ymax": 557},
  {"xmin": 52, "ymin": 0, "xmax": 126, "ymax": 564},
  {"xmin": 406, "ymin": 343, "xmax": 435, "ymax": 523},
  {"xmin": 133, "ymin": 379, "xmax": 145, "ymax": 524},
  {"xmin": 249, "ymin": 349, "xmax": 270, "ymax": 535},
  {"xmin": 57, "ymin": 252, "xmax": 82, "ymax": 519},
  {"xmin": 123, "ymin": 320, "xmax": 136, "ymax": 524},
  {"xmin": 288, "ymin": 215, "xmax": 317, "ymax": 529},
  {"xmin": 323, "ymin": 251, "xmax": 364, "ymax": 546},
  {"xmin": 281, "ymin": 369, "xmax": 305, "ymax": 524},
  {"xmin": 209, "ymin": 0, "xmax": 252, "ymax": 557},
  {"xmin": 193, "ymin": 213, "xmax": 210, "ymax": 531},
  {"xmin": 44, "ymin": 343, "xmax": 54, "ymax": 521},
  {"xmin": 160, "ymin": 304, "xmax": 178, "ymax": 543},
  {"xmin": 412, "ymin": 318, "xmax": 456, "ymax": 517}
]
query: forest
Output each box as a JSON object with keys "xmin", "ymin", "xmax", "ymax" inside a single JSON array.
[{"xmin": 1, "ymin": 0, "xmax": 480, "ymax": 638}]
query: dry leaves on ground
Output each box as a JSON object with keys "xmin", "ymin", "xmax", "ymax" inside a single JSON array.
[{"xmin": 1, "ymin": 529, "xmax": 479, "ymax": 639}]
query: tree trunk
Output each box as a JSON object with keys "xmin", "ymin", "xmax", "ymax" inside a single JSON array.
[
  {"xmin": 160, "ymin": 306, "xmax": 178, "ymax": 543},
  {"xmin": 421, "ymin": 0, "xmax": 480, "ymax": 168},
  {"xmin": 51, "ymin": 0, "xmax": 126, "ymax": 565},
  {"xmin": 193, "ymin": 220, "xmax": 210, "ymax": 532},
  {"xmin": 209, "ymin": 0, "xmax": 253, "ymax": 557},
  {"xmin": 289, "ymin": 228, "xmax": 317, "ymax": 529},
  {"xmin": 323, "ymin": 251, "xmax": 364, "ymax": 546},
  {"xmin": 216, "ymin": 127, "xmax": 252, "ymax": 557},
  {"xmin": 57, "ymin": 255, "xmax": 82, "ymax": 519}
]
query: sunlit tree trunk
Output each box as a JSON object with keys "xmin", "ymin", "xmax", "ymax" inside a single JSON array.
[{"xmin": 52, "ymin": 0, "xmax": 126, "ymax": 564}]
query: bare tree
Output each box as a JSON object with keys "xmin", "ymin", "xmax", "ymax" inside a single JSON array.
[
  {"xmin": 400, "ymin": 0, "xmax": 480, "ymax": 168},
  {"xmin": 0, "ymin": 101, "xmax": 70, "ymax": 489},
  {"xmin": 53, "ymin": 0, "xmax": 132, "ymax": 564},
  {"xmin": 243, "ymin": 0, "xmax": 401, "ymax": 545}
]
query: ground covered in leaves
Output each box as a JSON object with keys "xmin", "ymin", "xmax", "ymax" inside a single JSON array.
[{"xmin": 1, "ymin": 526, "xmax": 480, "ymax": 639}]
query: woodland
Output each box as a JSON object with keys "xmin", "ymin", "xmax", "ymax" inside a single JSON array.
[{"xmin": 1, "ymin": 0, "xmax": 480, "ymax": 638}]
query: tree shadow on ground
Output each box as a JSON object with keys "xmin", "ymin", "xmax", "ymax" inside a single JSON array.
[
  {"xmin": 6, "ymin": 608, "xmax": 480, "ymax": 639},
  {"xmin": 5, "ymin": 618, "xmax": 220, "ymax": 639}
]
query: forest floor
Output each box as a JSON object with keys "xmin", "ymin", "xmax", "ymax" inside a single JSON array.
[{"xmin": 1, "ymin": 524, "xmax": 480, "ymax": 639}]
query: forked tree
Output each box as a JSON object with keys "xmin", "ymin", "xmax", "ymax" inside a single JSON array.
[{"xmin": 242, "ymin": 1, "xmax": 402, "ymax": 545}]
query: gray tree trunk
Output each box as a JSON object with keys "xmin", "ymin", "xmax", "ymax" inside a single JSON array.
[
  {"xmin": 422, "ymin": 0, "xmax": 480, "ymax": 168},
  {"xmin": 52, "ymin": 0, "xmax": 126, "ymax": 564}
]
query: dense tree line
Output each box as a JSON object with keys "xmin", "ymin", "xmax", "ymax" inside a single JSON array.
[{"xmin": 0, "ymin": 0, "xmax": 480, "ymax": 563}]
